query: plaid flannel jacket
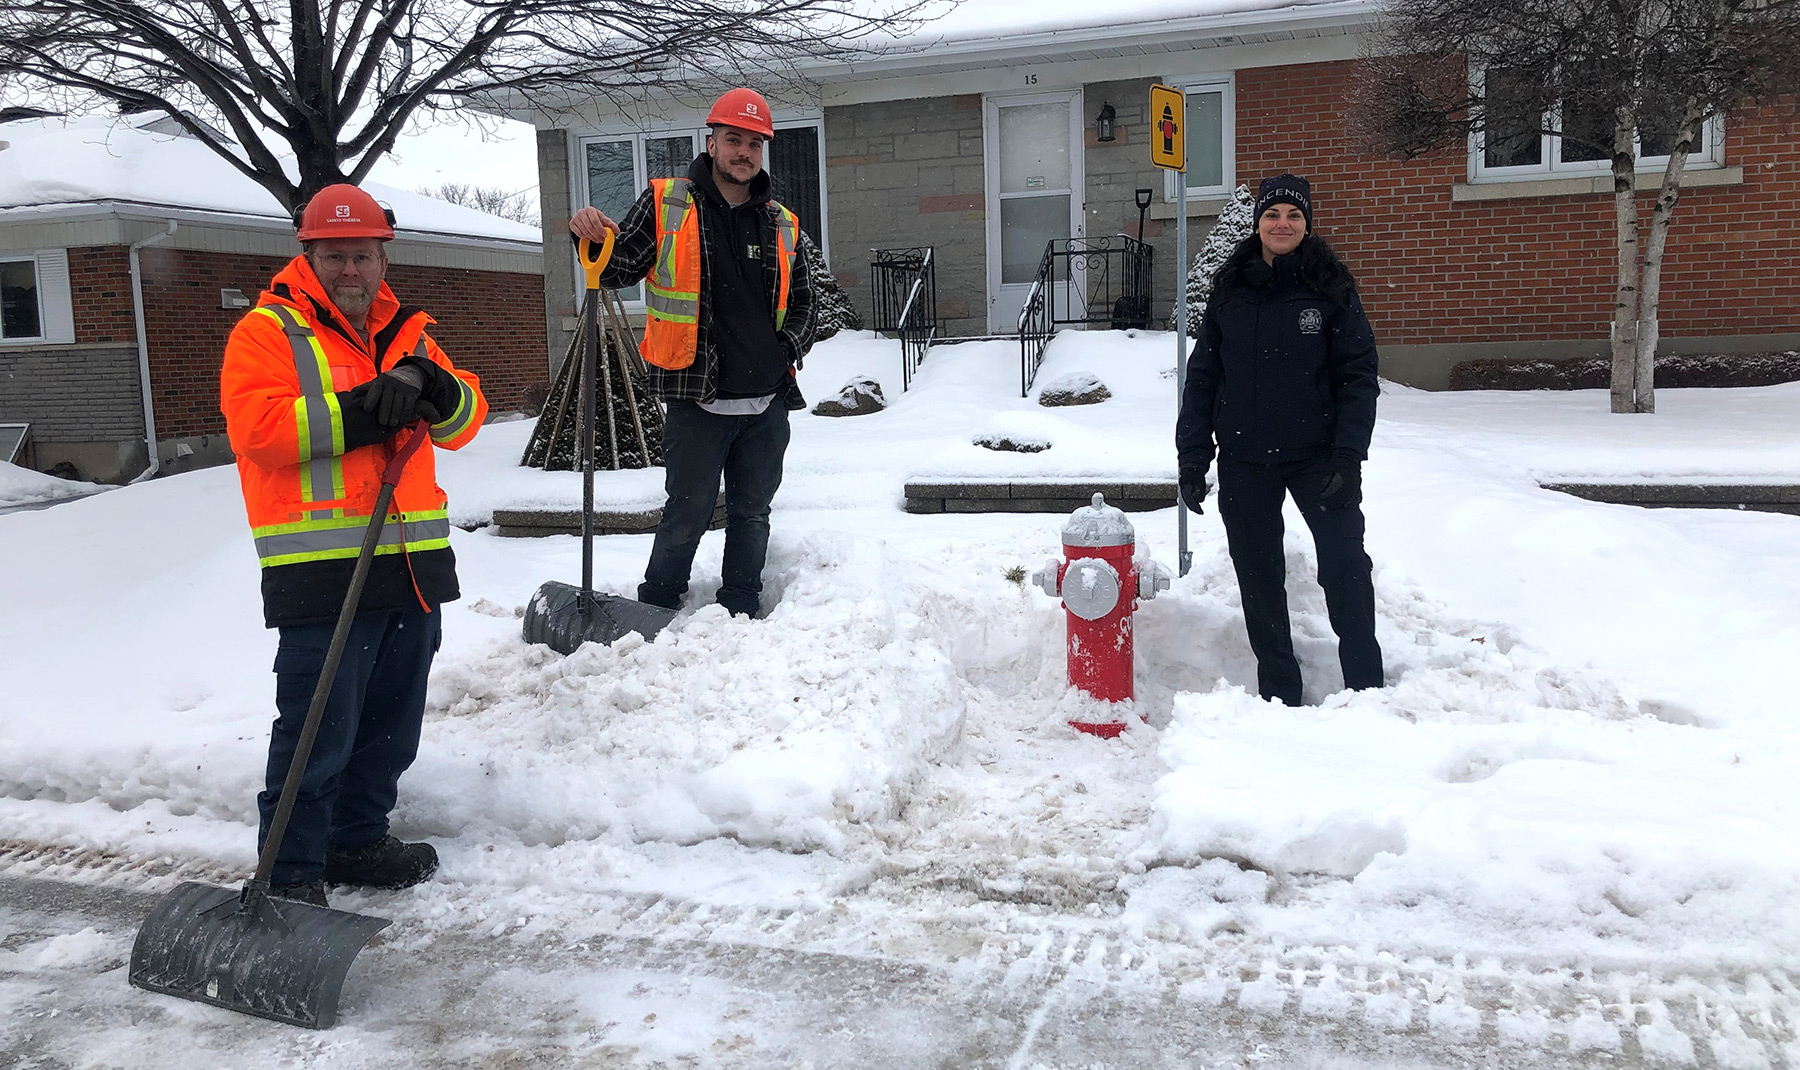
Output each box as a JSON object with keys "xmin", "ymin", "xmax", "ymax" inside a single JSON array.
[{"xmin": 598, "ymin": 173, "xmax": 817, "ymax": 408}]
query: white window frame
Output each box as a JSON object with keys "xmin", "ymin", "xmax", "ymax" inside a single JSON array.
[
  {"xmin": 574, "ymin": 127, "xmax": 705, "ymax": 309},
  {"xmin": 571, "ymin": 120, "xmax": 831, "ymax": 304},
  {"xmin": 1469, "ymin": 67, "xmax": 1726, "ymax": 182},
  {"xmin": 1, "ymin": 251, "xmax": 73, "ymax": 346},
  {"xmin": 771, "ymin": 119, "xmax": 830, "ymax": 267},
  {"xmin": 0, "ymin": 254, "xmax": 44, "ymax": 344},
  {"xmin": 1163, "ymin": 74, "xmax": 1236, "ymax": 202}
]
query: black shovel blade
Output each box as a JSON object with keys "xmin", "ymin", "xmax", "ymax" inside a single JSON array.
[
  {"xmin": 129, "ymin": 880, "xmax": 390, "ymax": 1030},
  {"xmin": 522, "ymin": 580, "xmax": 677, "ymax": 654}
]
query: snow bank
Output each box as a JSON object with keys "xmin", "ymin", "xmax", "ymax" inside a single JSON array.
[
  {"xmin": 0, "ymin": 461, "xmax": 101, "ymax": 507},
  {"xmin": 413, "ymin": 532, "xmax": 967, "ymax": 854}
]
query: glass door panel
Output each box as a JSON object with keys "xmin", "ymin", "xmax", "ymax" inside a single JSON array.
[
  {"xmin": 585, "ymin": 138, "xmax": 640, "ymax": 301},
  {"xmin": 770, "ymin": 126, "xmax": 824, "ymax": 248},
  {"xmin": 986, "ymin": 94, "xmax": 1082, "ymax": 333},
  {"xmin": 645, "ymin": 135, "xmax": 696, "ymax": 180}
]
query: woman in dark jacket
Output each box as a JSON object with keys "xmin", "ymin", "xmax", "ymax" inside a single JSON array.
[{"xmin": 1175, "ymin": 173, "xmax": 1382, "ymax": 707}]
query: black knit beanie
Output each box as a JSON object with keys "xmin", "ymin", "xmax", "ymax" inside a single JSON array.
[{"xmin": 1255, "ymin": 174, "xmax": 1313, "ymax": 230}]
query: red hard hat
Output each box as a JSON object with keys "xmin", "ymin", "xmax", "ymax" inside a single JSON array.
[
  {"xmin": 705, "ymin": 88, "xmax": 775, "ymax": 138},
  {"xmin": 295, "ymin": 183, "xmax": 396, "ymax": 242}
]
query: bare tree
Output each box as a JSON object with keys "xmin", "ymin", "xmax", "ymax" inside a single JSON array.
[
  {"xmin": 1359, "ymin": 0, "xmax": 1800, "ymax": 412},
  {"xmin": 0, "ymin": 1, "xmax": 934, "ymax": 213},
  {"xmin": 417, "ymin": 182, "xmax": 539, "ymax": 225}
]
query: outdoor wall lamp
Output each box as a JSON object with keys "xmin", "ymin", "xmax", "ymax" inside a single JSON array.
[{"xmin": 1095, "ymin": 103, "xmax": 1116, "ymax": 142}]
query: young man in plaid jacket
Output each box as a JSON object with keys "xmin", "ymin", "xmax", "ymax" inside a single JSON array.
[{"xmin": 569, "ymin": 87, "xmax": 816, "ymax": 619}]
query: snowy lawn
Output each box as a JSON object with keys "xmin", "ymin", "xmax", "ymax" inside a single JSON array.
[{"xmin": 3, "ymin": 329, "xmax": 1798, "ymax": 1060}]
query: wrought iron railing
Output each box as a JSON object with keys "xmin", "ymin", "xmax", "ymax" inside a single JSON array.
[
  {"xmin": 871, "ymin": 246, "xmax": 937, "ymax": 390},
  {"xmin": 896, "ymin": 249, "xmax": 936, "ymax": 390},
  {"xmin": 1018, "ymin": 247, "xmax": 1053, "ymax": 396},
  {"xmin": 870, "ymin": 246, "xmax": 935, "ymax": 332},
  {"xmin": 1047, "ymin": 234, "xmax": 1154, "ymax": 330},
  {"xmin": 1016, "ymin": 235, "xmax": 1154, "ymax": 396}
]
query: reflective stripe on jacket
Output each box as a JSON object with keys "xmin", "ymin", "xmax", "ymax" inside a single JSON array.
[
  {"xmin": 641, "ymin": 176, "xmax": 800, "ymax": 371},
  {"xmin": 221, "ymin": 256, "xmax": 486, "ymax": 571}
]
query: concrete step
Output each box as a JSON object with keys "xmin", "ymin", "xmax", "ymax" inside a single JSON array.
[
  {"xmin": 1540, "ymin": 482, "xmax": 1800, "ymax": 515},
  {"xmin": 492, "ymin": 498, "xmax": 725, "ymax": 537},
  {"xmin": 905, "ymin": 479, "xmax": 1176, "ymax": 514}
]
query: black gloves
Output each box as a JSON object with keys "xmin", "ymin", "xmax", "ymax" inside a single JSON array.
[
  {"xmin": 1319, "ymin": 449, "xmax": 1363, "ymax": 510},
  {"xmin": 1178, "ymin": 464, "xmax": 1210, "ymax": 514},
  {"xmin": 360, "ymin": 359, "xmax": 433, "ymax": 429}
]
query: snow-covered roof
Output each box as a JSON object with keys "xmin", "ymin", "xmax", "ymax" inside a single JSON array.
[
  {"xmin": 816, "ymin": 0, "xmax": 1377, "ymax": 78},
  {"xmin": 881, "ymin": 0, "xmax": 1370, "ymax": 48},
  {"xmin": 0, "ymin": 113, "xmax": 539, "ymax": 245}
]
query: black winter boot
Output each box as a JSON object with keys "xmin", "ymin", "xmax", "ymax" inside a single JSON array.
[
  {"xmin": 269, "ymin": 881, "xmax": 329, "ymax": 907},
  {"xmin": 324, "ymin": 835, "xmax": 439, "ymax": 889}
]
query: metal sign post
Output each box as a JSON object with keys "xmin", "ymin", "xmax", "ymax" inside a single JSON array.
[{"xmin": 1150, "ymin": 84, "xmax": 1193, "ymax": 577}]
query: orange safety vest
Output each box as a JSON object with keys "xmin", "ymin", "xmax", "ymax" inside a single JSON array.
[
  {"xmin": 641, "ymin": 177, "xmax": 801, "ymax": 371},
  {"xmin": 220, "ymin": 256, "xmax": 486, "ymax": 569}
]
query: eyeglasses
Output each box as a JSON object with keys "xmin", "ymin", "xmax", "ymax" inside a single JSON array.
[{"xmin": 315, "ymin": 252, "xmax": 383, "ymax": 270}]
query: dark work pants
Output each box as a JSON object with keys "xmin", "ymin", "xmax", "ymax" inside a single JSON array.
[
  {"xmin": 1216, "ymin": 454, "xmax": 1382, "ymax": 707},
  {"xmin": 259, "ymin": 607, "xmax": 441, "ymax": 886},
  {"xmin": 640, "ymin": 399, "xmax": 791, "ymax": 617}
]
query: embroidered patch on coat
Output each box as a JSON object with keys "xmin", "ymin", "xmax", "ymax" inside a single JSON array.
[{"xmin": 1299, "ymin": 307, "xmax": 1324, "ymax": 335}]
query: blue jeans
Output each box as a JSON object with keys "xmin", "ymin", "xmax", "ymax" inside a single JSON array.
[
  {"xmin": 258, "ymin": 608, "xmax": 441, "ymax": 885},
  {"xmin": 640, "ymin": 400, "xmax": 790, "ymax": 617}
]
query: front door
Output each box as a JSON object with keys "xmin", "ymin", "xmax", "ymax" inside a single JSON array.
[{"xmin": 984, "ymin": 92, "xmax": 1084, "ymax": 335}]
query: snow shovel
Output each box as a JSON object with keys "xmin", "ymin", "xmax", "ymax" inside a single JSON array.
[
  {"xmin": 128, "ymin": 421, "xmax": 432, "ymax": 1029},
  {"xmin": 522, "ymin": 231, "xmax": 676, "ymax": 655}
]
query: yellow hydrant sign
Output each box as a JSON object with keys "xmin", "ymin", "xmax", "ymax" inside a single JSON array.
[{"xmin": 1150, "ymin": 83, "xmax": 1185, "ymax": 171}]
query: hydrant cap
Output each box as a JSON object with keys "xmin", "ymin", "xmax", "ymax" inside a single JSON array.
[{"xmin": 1061, "ymin": 491, "xmax": 1135, "ymax": 548}]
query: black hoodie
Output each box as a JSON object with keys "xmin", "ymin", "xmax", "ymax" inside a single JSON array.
[{"xmin": 688, "ymin": 154, "xmax": 786, "ymax": 399}]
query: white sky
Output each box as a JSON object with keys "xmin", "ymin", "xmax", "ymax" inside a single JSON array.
[{"xmin": 363, "ymin": 111, "xmax": 542, "ymax": 202}]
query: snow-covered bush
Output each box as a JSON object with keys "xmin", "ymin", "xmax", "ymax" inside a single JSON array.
[
  {"xmin": 801, "ymin": 232, "xmax": 862, "ymax": 341},
  {"xmin": 1176, "ymin": 183, "xmax": 1255, "ymax": 338}
]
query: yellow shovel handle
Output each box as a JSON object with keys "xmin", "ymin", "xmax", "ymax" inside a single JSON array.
[{"xmin": 573, "ymin": 229, "xmax": 615, "ymax": 290}]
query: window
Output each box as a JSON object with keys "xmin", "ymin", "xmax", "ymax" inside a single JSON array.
[
  {"xmin": 770, "ymin": 122, "xmax": 825, "ymax": 254},
  {"xmin": 1, "ymin": 257, "xmax": 41, "ymax": 340},
  {"xmin": 1165, "ymin": 76, "xmax": 1235, "ymax": 200},
  {"xmin": 1474, "ymin": 67, "xmax": 1723, "ymax": 179},
  {"xmin": 581, "ymin": 131, "xmax": 703, "ymax": 303},
  {"xmin": 579, "ymin": 122, "xmax": 830, "ymax": 300},
  {"xmin": 0, "ymin": 251, "xmax": 73, "ymax": 345}
]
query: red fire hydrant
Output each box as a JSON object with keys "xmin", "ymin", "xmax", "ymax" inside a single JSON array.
[{"xmin": 1032, "ymin": 492, "xmax": 1171, "ymax": 736}]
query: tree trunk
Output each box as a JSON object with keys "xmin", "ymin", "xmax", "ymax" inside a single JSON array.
[
  {"xmin": 1609, "ymin": 107, "xmax": 1643, "ymax": 414},
  {"xmin": 1633, "ymin": 101, "xmax": 1707, "ymax": 415}
]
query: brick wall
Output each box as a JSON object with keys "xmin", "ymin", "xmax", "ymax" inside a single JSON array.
[
  {"xmin": 824, "ymin": 94, "xmax": 989, "ymax": 336},
  {"xmin": 1231, "ymin": 60, "xmax": 1800, "ymax": 348},
  {"xmin": 128, "ymin": 247, "xmax": 547, "ymax": 438},
  {"xmin": 816, "ymin": 67, "xmax": 1796, "ymax": 367},
  {"xmin": 0, "ymin": 247, "xmax": 143, "ymax": 445}
]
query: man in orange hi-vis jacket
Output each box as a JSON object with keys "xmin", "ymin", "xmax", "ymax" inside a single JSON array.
[{"xmin": 220, "ymin": 184, "xmax": 486, "ymax": 907}]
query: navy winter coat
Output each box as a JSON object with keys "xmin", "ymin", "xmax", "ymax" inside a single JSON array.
[{"xmin": 1175, "ymin": 248, "xmax": 1379, "ymax": 469}]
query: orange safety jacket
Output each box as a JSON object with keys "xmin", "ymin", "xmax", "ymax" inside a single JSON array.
[
  {"xmin": 641, "ymin": 176, "xmax": 801, "ymax": 371},
  {"xmin": 221, "ymin": 256, "xmax": 486, "ymax": 622}
]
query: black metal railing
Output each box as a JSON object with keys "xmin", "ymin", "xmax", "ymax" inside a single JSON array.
[
  {"xmin": 871, "ymin": 246, "xmax": 937, "ymax": 391},
  {"xmin": 1016, "ymin": 235, "xmax": 1154, "ymax": 396},
  {"xmin": 1045, "ymin": 234, "xmax": 1154, "ymax": 330},
  {"xmin": 1018, "ymin": 246, "xmax": 1054, "ymax": 396},
  {"xmin": 896, "ymin": 249, "xmax": 937, "ymax": 390},
  {"xmin": 870, "ymin": 246, "xmax": 935, "ymax": 332}
]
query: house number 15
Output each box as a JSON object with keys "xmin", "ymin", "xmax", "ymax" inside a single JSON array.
[{"xmin": 1023, "ymin": 73, "xmax": 1038, "ymax": 85}]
